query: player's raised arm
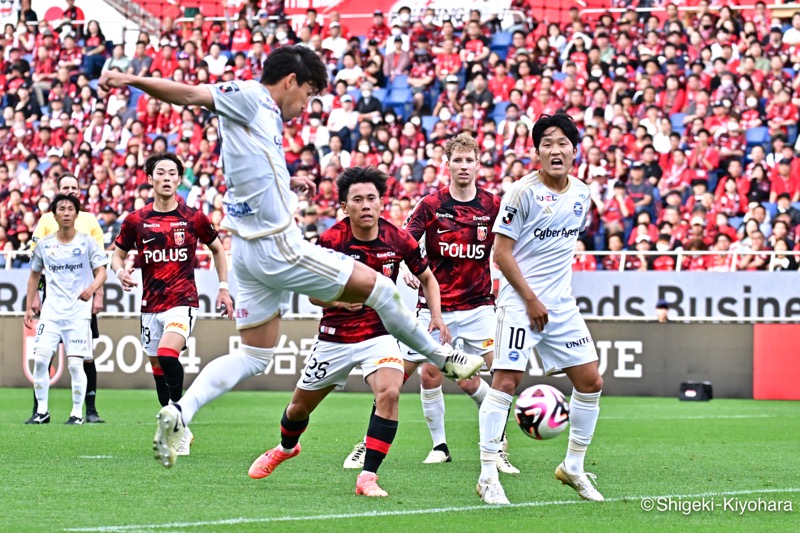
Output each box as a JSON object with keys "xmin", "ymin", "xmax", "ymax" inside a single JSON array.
[
  {"xmin": 206, "ymin": 238, "xmax": 234, "ymax": 318},
  {"xmin": 99, "ymin": 70, "xmax": 215, "ymax": 111},
  {"xmin": 414, "ymin": 268, "xmax": 451, "ymax": 345}
]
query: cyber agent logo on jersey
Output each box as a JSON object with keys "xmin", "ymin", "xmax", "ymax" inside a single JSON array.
[
  {"xmin": 501, "ymin": 206, "xmax": 517, "ymax": 226},
  {"xmin": 477, "ymin": 226, "xmax": 488, "ymax": 241},
  {"xmin": 573, "ymin": 202, "xmax": 584, "ymax": 217},
  {"xmin": 174, "ymin": 230, "xmax": 185, "ymax": 246},
  {"xmin": 218, "ymin": 82, "xmax": 240, "ymax": 94},
  {"xmin": 382, "ymin": 263, "xmax": 394, "ymax": 278}
]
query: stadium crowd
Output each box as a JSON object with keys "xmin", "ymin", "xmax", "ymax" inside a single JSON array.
[{"xmin": 1, "ymin": 0, "xmax": 800, "ymax": 272}]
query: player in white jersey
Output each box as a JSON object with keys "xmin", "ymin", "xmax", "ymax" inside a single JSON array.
[
  {"xmin": 24, "ymin": 194, "xmax": 108, "ymax": 425},
  {"xmin": 99, "ymin": 46, "xmax": 482, "ymax": 470},
  {"xmin": 476, "ymin": 114, "xmax": 605, "ymax": 505}
]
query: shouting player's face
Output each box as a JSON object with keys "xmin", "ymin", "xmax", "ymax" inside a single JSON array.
[
  {"xmin": 54, "ymin": 199, "xmax": 77, "ymax": 230},
  {"xmin": 448, "ymin": 149, "xmax": 479, "ymax": 189},
  {"xmin": 149, "ymin": 160, "xmax": 181, "ymax": 198},
  {"xmin": 537, "ymin": 126, "xmax": 576, "ymax": 181},
  {"xmin": 343, "ymin": 182, "xmax": 382, "ymax": 232}
]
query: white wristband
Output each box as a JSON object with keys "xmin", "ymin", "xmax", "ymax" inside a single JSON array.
[
  {"xmin": 115, "ymin": 267, "xmax": 124, "ymax": 277},
  {"xmin": 219, "ymin": 281, "xmax": 229, "ymax": 290}
]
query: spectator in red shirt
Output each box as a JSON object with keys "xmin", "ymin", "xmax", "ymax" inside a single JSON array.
[
  {"xmin": 602, "ymin": 181, "xmax": 635, "ymax": 235},
  {"xmin": 366, "ymin": 10, "xmax": 391, "ymax": 48},
  {"xmin": 770, "ymin": 158, "xmax": 800, "ymax": 203},
  {"xmin": 488, "ymin": 61, "xmax": 514, "ymax": 103},
  {"xmin": 230, "ymin": 16, "xmax": 253, "ymax": 54},
  {"xmin": 572, "ymin": 239, "xmax": 597, "ymax": 271},
  {"xmin": 151, "ymin": 42, "xmax": 177, "ymax": 78},
  {"xmin": 766, "ymin": 90, "xmax": 799, "ymax": 138},
  {"xmin": 460, "ymin": 20, "xmax": 490, "ymax": 68}
]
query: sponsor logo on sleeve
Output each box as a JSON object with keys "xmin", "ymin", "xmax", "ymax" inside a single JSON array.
[
  {"xmin": 218, "ymin": 82, "xmax": 240, "ymax": 94},
  {"xmin": 501, "ymin": 206, "xmax": 517, "ymax": 226}
]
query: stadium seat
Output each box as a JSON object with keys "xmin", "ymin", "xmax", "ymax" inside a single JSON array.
[
  {"xmin": 386, "ymin": 89, "xmax": 412, "ymax": 119},
  {"xmin": 492, "ymin": 101, "xmax": 510, "ymax": 123},
  {"xmin": 788, "ymin": 125, "xmax": 798, "ymax": 145},
  {"xmin": 793, "ymin": 202, "xmax": 800, "ymax": 212},
  {"xmin": 729, "ymin": 216, "xmax": 744, "ymax": 230},
  {"xmin": 129, "ymin": 87, "xmax": 145, "ymax": 108},
  {"xmin": 765, "ymin": 202, "xmax": 778, "ymax": 220},
  {"xmin": 348, "ymin": 89, "xmax": 360, "ymax": 102},
  {"xmin": 491, "ymin": 32, "xmax": 513, "ymax": 48},
  {"xmin": 372, "ymin": 88, "xmax": 387, "ymax": 102},
  {"xmin": 552, "ymin": 71, "xmax": 567, "ymax": 82},
  {"xmin": 421, "ymin": 115, "xmax": 438, "ymax": 133},
  {"xmin": 670, "ymin": 112, "xmax": 686, "ymax": 134},
  {"xmin": 89, "ymin": 79, "xmax": 99, "ymax": 91},
  {"xmin": 390, "ymin": 75, "xmax": 409, "ymax": 89},
  {"xmin": 746, "ymin": 126, "xmax": 770, "ymax": 148}
]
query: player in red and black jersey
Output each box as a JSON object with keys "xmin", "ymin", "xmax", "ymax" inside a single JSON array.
[
  {"xmin": 343, "ymin": 133, "xmax": 519, "ymax": 474},
  {"xmin": 264, "ymin": 167, "xmax": 449, "ymax": 497},
  {"xmin": 110, "ymin": 153, "xmax": 233, "ymax": 455}
]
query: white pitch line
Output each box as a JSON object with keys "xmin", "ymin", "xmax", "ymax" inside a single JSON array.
[
  {"xmin": 64, "ymin": 487, "xmax": 800, "ymax": 532},
  {"xmin": 602, "ymin": 414, "xmax": 776, "ymax": 420},
  {"xmin": 78, "ymin": 456, "xmax": 113, "ymax": 459}
]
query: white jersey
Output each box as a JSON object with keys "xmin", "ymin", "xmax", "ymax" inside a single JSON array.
[
  {"xmin": 207, "ymin": 79, "xmax": 299, "ymax": 239},
  {"xmin": 30, "ymin": 232, "xmax": 108, "ymax": 320},
  {"xmin": 492, "ymin": 172, "xmax": 591, "ymax": 310}
]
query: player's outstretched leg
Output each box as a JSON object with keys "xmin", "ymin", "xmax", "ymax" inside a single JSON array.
[
  {"xmin": 361, "ymin": 274, "xmax": 482, "ymax": 380},
  {"xmin": 153, "ymin": 404, "xmax": 186, "ymax": 468}
]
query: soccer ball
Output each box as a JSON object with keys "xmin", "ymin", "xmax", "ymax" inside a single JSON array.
[{"xmin": 514, "ymin": 384, "xmax": 570, "ymax": 440}]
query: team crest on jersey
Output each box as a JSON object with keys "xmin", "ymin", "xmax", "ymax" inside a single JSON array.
[
  {"xmin": 72, "ymin": 248, "xmax": 81, "ymax": 256},
  {"xmin": 573, "ymin": 202, "xmax": 584, "ymax": 217},
  {"xmin": 501, "ymin": 206, "xmax": 517, "ymax": 226},
  {"xmin": 477, "ymin": 226, "xmax": 488, "ymax": 241},
  {"xmin": 382, "ymin": 263, "xmax": 394, "ymax": 278},
  {"xmin": 174, "ymin": 230, "xmax": 185, "ymax": 246},
  {"xmin": 218, "ymin": 82, "xmax": 240, "ymax": 94}
]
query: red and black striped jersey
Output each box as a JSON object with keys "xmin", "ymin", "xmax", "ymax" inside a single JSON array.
[
  {"xmin": 317, "ymin": 218, "xmax": 428, "ymax": 344},
  {"xmin": 405, "ymin": 187, "xmax": 500, "ymax": 312},
  {"xmin": 114, "ymin": 203, "xmax": 217, "ymax": 313}
]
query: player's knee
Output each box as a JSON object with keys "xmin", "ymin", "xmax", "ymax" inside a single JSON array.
[
  {"xmin": 492, "ymin": 373, "xmax": 518, "ymax": 396},
  {"xmin": 575, "ymin": 374, "xmax": 603, "ymax": 394},
  {"xmin": 32, "ymin": 351, "xmax": 51, "ymax": 368},
  {"xmin": 286, "ymin": 400, "xmax": 311, "ymax": 421},
  {"xmin": 419, "ymin": 365, "xmax": 442, "ymax": 388},
  {"xmin": 458, "ymin": 375, "xmax": 480, "ymax": 395},
  {"xmin": 375, "ymin": 385, "xmax": 400, "ymax": 408},
  {"xmin": 239, "ymin": 344, "xmax": 274, "ymax": 370}
]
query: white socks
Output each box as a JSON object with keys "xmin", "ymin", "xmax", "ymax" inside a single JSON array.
[
  {"xmin": 67, "ymin": 356, "xmax": 87, "ymax": 418},
  {"xmin": 420, "ymin": 386, "xmax": 446, "ymax": 447},
  {"xmin": 470, "ymin": 379, "xmax": 490, "ymax": 408},
  {"xmin": 32, "ymin": 353, "xmax": 51, "ymax": 414},
  {"xmin": 564, "ymin": 388, "xmax": 601, "ymax": 474},
  {"xmin": 478, "ymin": 388, "xmax": 512, "ymax": 482},
  {"xmin": 365, "ymin": 275, "xmax": 445, "ymax": 366},
  {"xmin": 178, "ymin": 345, "xmax": 274, "ymax": 425}
]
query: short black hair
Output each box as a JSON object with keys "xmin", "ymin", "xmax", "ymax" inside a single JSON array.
[
  {"xmin": 261, "ymin": 45, "xmax": 328, "ymax": 95},
  {"xmin": 531, "ymin": 113, "xmax": 580, "ymax": 150},
  {"xmin": 50, "ymin": 193, "xmax": 80, "ymax": 214},
  {"xmin": 336, "ymin": 166, "xmax": 388, "ymax": 202},
  {"xmin": 145, "ymin": 152, "xmax": 185, "ymax": 177}
]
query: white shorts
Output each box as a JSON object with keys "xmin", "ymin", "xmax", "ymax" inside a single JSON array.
[
  {"xmin": 405, "ymin": 305, "xmax": 496, "ymax": 363},
  {"xmin": 140, "ymin": 306, "xmax": 197, "ymax": 356},
  {"xmin": 297, "ymin": 335, "xmax": 404, "ymax": 391},
  {"xmin": 493, "ymin": 304, "xmax": 598, "ymax": 375},
  {"xmin": 33, "ymin": 318, "xmax": 92, "ymax": 360},
  {"xmin": 232, "ymin": 227, "xmax": 355, "ymax": 330}
]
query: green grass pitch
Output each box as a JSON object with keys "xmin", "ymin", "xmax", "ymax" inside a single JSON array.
[{"xmin": 1, "ymin": 388, "xmax": 798, "ymax": 532}]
